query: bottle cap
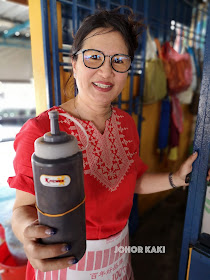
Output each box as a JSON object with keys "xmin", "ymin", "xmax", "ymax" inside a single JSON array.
[
  {"xmin": 44, "ymin": 111, "xmax": 70, "ymax": 143},
  {"xmin": 34, "ymin": 111, "xmax": 80, "ymax": 160}
]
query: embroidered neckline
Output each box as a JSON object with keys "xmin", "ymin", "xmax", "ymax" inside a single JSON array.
[
  {"xmin": 55, "ymin": 106, "xmax": 136, "ymax": 192},
  {"xmin": 56, "ymin": 105, "xmax": 114, "ymax": 145},
  {"xmin": 58, "ymin": 105, "xmax": 113, "ymax": 135}
]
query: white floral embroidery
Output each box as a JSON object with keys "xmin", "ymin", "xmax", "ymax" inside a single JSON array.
[{"xmin": 58, "ymin": 108, "xmax": 136, "ymax": 192}]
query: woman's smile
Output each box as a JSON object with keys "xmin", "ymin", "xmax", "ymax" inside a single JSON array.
[{"xmin": 92, "ymin": 81, "xmax": 114, "ymax": 92}]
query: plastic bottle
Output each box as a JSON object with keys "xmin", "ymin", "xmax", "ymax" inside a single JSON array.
[{"xmin": 31, "ymin": 110, "xmax": 86, "ymax": 261}]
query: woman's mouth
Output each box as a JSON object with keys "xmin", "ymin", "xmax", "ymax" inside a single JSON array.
[{"xmin": 92, "ymin": 82, "xmax": 113, "ymax": 92}]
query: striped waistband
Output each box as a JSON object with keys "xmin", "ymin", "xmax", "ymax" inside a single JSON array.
[{"xmin": 35, "ymin": 223, "xmax": 133, "ymax": 280}]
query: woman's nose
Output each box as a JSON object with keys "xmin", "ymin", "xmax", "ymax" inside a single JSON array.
[{"xmin": 98, "ymin": 57, "xmax": 113, "ymax": 77}]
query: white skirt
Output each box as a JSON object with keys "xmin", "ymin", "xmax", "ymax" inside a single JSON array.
[{"xmin": 35, "ymin": 223, "xmax": 134, "ymax": 280}]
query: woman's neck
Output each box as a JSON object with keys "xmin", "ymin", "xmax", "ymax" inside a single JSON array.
[{"xmin": 74, "ymin": 95, "xmax": 112, "ymax": 123}]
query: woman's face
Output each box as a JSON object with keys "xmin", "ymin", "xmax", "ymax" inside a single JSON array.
[{"xmin": 72, "ymin": 28, "xmax": 129, "ymax": 107}]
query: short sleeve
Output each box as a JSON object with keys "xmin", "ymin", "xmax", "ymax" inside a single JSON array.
[
  {"xmin": 7, "ymin": 113, "xmax": 50, "ymax": 195},
  {"xmin": 129, "ymin": 114, "xmax": 148, "ymax": 179},
  {"xmin": 135, "ymin": 154, "xmax": 148, "ymax": 179}
]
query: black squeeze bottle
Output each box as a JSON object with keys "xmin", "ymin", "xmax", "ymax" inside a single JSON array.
[{"xmin": 31, "ymin": 110, "xmax": 86, "ymax": 261}]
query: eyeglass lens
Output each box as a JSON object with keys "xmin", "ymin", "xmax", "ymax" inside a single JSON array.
[{"xmin": 83, "ymin": 50, "xmax": 131, "ymax": 73}]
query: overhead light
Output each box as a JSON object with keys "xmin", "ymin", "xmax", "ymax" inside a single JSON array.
[
  {"xmin": 15, "ymin": 31, "xmax": 20, "ymax": 36},
  {"xmin": 171, "ymin": 20, "xmax": 176, "ymax": 26}
]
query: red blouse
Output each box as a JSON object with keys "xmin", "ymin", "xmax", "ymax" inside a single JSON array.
[{"xmin": 8, "ymin": 106, "xmax": 147, "ymax": 240}]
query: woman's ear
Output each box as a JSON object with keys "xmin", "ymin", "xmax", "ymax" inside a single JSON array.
[{"xmin": 72, "ymin": 57, "xmax": 76, "ymax": 77}]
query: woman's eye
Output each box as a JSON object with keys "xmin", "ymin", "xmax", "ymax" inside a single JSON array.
[
  {"xmin": 90, "ymin": 55, "xmax": 101, "ymax": 60},
  {"xmin": 114, "ymin": 58, "xmax": 124, "ymax": 64}
]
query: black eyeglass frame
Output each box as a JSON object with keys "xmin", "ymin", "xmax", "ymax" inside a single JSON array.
[{"xmin": 74, "ymin": 49, "xmax": 132, "ymax": 73}]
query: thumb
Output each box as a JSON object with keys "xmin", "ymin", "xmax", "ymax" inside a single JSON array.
[{"xmin": 185, "ymin": 151, "xmax": 198, "ymax": 167}]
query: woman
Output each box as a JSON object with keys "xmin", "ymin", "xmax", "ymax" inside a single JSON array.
[{"xmin": 9, "ymin": 8, "xmax": 205, "ymax": 280}]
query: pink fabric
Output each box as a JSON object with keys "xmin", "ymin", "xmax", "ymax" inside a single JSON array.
[
  {"xmin": 171, "ymin": 95, "xmax": 183, "ymax": 133},
  {"xmin": 33, "ymin": 223, "xmax": 133, "ymax": 280}
]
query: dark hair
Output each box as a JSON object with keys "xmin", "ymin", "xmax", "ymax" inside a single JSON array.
[{"xmin": 72, "ymin": 7, "xmax": 145, "ymax": 62}]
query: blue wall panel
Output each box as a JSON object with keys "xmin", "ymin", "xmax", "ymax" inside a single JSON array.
[
  {"xmin": 179, "ymin": 5, "xmax": 210, "ymax": 279},
  {"xmin": 188, "ymin": 249, "xmax": 210, "ymax": 280}
]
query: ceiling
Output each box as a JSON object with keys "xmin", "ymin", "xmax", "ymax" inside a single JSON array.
[
  {"xmin": 0, "ymin": 0, "xmax": 32, "ymax": 82},
  {"xmin": 0, "ymin": 0, "xmax": 30, "ymax": 47}
]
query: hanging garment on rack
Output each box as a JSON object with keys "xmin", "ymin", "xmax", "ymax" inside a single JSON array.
[
  {"xmin": 177, "ymin": 47, "xmax": 197, "ymax": 104},
  {"xmin": 157, "ymin": 97, "xmax": 170, "ymax": 160},
  {"xmin": 187, "ymin": 47, "xmax": 197, "ymax": 92},
  {"xmin": 143, "ymin": 30, "xmax": 167, "ymax": 104},
  {"xmin": 168, "ymin": 108, "xmax": 180, "ymax": 162},
  {"xmin": 171, "ymin": 95, "xmax": 183, "ymax": 134},
  {"xmin": 157, "ymin": 97, "xmax": 170, "ymax": 150},
  {"xmin": 189, "ymin": 48, "xmax": 203, "ymax": 115},
  {"xmin": 160, "ymin": 42, "xmax": 193, "ymax": 95}
]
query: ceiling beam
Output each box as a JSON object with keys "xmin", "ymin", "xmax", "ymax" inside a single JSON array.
[
  {"xmin": 3, "ymin": 20, "xmax": 30, "ymax": 38},
  {"xmin": 7, "ymin": 0, "xmax": 28, "ymax": 6}
]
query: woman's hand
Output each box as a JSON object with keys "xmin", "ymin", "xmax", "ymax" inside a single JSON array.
[
  {"xmin": 173, "ymin": 152, "xmax": 210, "ymax": 187},
  {"xmin": 23, "ymin": 220, "xmax": 77, "ymax": 272},
  {"xmin": 207, "ymin": 169, "xmax": 210, "ymax": 182},
  {"xmin": 172, "ymin": 152, "xmax": 198, "ymax": 187}
]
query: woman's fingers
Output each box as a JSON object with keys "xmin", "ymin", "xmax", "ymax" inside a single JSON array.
[
  {"xmin": 176, "ymin": 153, "xmax": 210, "ymax": 186},
  {"xmin": 23, "ymin": 222, "xmax": 72, "ymax": 259},
  {"xmin": 26, "ymin": 240, "xmax": 72, "ymax": 260},
  {"xmin": 207, "ymin": 169, "xmax": 210, "ymax": 182},
  {"xmin": 23, "ymin": 220, "xmax": 78, "ymax": 272},
  {"xmin": 184, "ymin": 152, "xmax": 198, "ymax": 170},
  {"xmin": 31, "ymin": 256, "xmax": 77, "ymax": 272},
  {"xmin": 173, "ymin": 152, "xmax": 198, "ymax": 186},
  {"xmin": 24, "ymin": 221, "xmax": 57, "ymax": 240}
]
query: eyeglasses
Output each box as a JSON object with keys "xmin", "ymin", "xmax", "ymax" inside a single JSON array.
[{"xmin": 74, "ymin": 49, "xmax": 131, "ymax": 73}]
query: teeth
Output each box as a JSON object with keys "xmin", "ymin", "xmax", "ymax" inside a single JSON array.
[{"xmin": 94, "ymin": 83, "xmax": 112, "ymax": 89}]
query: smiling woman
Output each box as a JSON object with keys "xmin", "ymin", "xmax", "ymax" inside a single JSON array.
[
  {"xmin": 69, "ymin": 28, "xmax": 130, "ymax": 119},
  {"xmin": 8, "ymin": 7, "xmax": 199, "ymax": 280}
]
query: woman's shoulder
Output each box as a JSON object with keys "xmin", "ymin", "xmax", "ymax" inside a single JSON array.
[
  {"xmin": 112, "ymin": 107, "xmax": 139, "ymax": 142},
  {"xmin": 22, "ymin": 106, "xmax": 61, "ymax": 132},
  {"xmin": 14, "ymin": 106, "xmax": 60, "ymax": 148},
  {"xmin": 113, "ymin": 107, "xmax": 136, "ymax": 125}
]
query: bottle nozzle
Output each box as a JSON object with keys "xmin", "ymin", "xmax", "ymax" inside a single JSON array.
[
  {"xmin": 44, "ymin": 111, "xmax": 71, "ymax": 143},
  {"xmin": 48, "ymin": 111, "xmax": 60, "ymax": 135}
]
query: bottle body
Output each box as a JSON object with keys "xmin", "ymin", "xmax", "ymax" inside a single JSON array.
[{"xmin": 32, "ymin": 150, "xmax": 86, "ymax": 261}]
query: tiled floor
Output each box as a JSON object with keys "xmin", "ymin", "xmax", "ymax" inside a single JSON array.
[{"xmin": 130, "ymin": 188, "xmax": 188, "ymax": 280}]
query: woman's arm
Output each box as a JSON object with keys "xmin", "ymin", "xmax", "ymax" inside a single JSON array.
[
  {"xmin": 12, "ymin": 190, "xmax": 76, "ymax": 272},
  {"xmin": 12, "ymin": 190, "xmax": 37, "ymax": 243},
  {"xmin": 135, "ymin": 152, "xmax": 198, "ymax": 194}
]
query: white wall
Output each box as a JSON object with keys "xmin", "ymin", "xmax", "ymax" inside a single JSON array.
[
  {"xmin": 0, "ymin": 80, "xmax": 35, "ymax": 110},
  {"xmin": 0, "ymin": 46, "xmax": 33, "ymax": 82}
]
